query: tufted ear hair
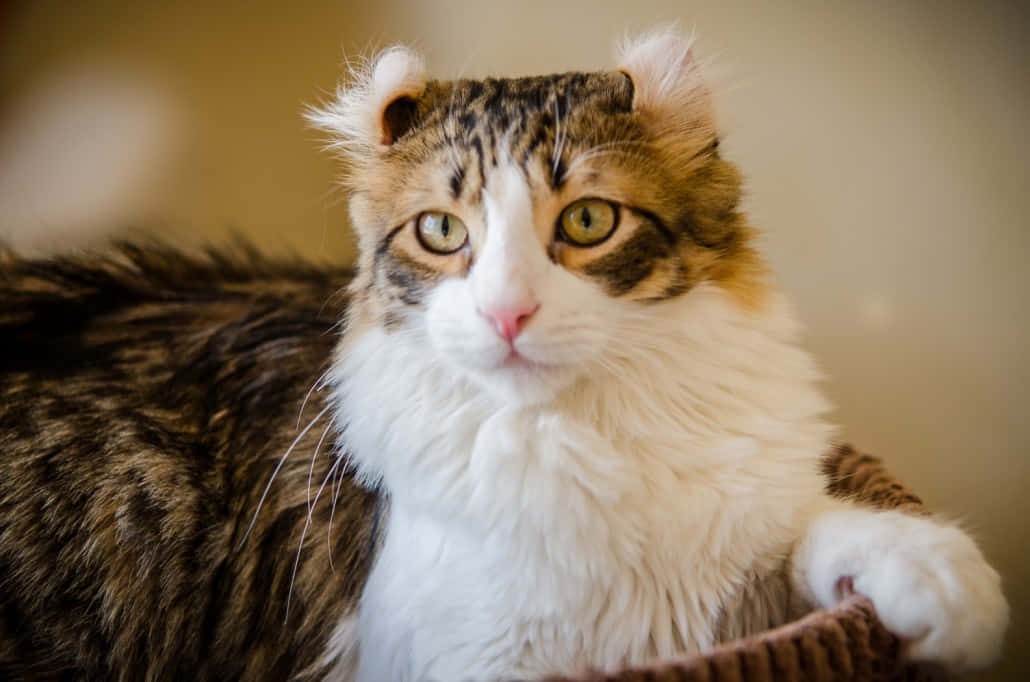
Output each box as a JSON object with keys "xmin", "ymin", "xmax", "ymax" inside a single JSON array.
[
  {"xmin": 307, "ymin": 46, "xmax": 428, "ymax": 162},
  {"xmin": 616, "ymin": 26, "xmax": 716, "ymax": 141}
]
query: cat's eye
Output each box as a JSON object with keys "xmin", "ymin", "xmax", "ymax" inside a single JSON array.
[
  {"xmin": 558, "ymin": 199, "xmax": 618, "ymax": 247},
  {"xmin": 416, "ymin": 211, "xmax": 468, "ymax": 254}
]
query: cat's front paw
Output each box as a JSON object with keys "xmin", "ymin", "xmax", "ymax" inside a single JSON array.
[{"xmin": 798, "ymin": 508, "xmax": 1008, "ymax": 673}]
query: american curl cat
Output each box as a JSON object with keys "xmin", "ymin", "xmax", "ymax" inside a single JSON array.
[{"xmin": 0, "ymin": 28, "xmax": 1007, "ymax": 682}]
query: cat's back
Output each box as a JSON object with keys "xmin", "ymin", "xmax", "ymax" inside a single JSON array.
[{"xmin": 0, "ymin": 245, "xmax": 378, "ymax": 681}]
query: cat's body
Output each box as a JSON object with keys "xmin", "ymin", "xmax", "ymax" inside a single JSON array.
[
  {"xmin": 0, "ymin": 247, "xmax": 378, "ymax": 680},
  {"xmin": 0, "ymin": 27, "xmax": 1009, "ymax": 682}
]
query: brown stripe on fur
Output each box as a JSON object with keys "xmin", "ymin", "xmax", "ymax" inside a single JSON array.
[
  {"xmin": 372, "ymin": 222, "xmax": 470, "ymax": 313},
  {"xmin": 377, "ymin": 245, "xmax": 436, "ymax": 306},
  {"xmin": 580, "ymin": 218, "xmax": 680, "ymax": 298},
  {"xmin": 0, "ymin": 243, "xmax": 382, "ymax": 680}
]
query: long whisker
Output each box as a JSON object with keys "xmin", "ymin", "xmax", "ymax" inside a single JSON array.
[
  {"xmin": 327, "ymin": 456, "xmax": 347, "ymax": 573},
  {"xmin": 444, "ymin": 86, "xmax": 465, "ymax": 178},
  {"xmin": 572, "ymin": 139, "xmax": 643, "ymax": 158},
  {"xmin": 551, "ymin": 95, "xmax": 566, "ymax": 177},
  {"xmin": 307, "ymin": 417, "xmax": 334, "ymax": 514},
  {"xmin": 237, "ymin": 404, "xmax": 331, "ymax": 549},
  {"xmin": 285, "ymin": 453, "xmax": 343, "ymax": 622},
  {"xmin": 564, "ymin": 140, "xmax": 645, "ymax": 176},
  {"xmin": 297, "ymin": 368, "xmax": 331, "ymax": 430}
]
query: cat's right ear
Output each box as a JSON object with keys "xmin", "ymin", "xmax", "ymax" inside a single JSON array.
[
  {"xmin": 307, "ymin": 46, "xmax": 428, "ymax": 160},
  {"xmin": 615, "ymin": 26, "xmax": 716, "ymax": 143}
]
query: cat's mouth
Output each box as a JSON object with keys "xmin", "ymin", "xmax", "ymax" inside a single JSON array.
[
  {"xmin": 500, "ymin": 351, "xmax": 537, "ymax": 370},
  {"xmin": 496, "ymin": 347, "xmax": 567, "ymax": 376},
  {"xmin": 476, "ymin": 346, "xmax": 576, "ymax": 403}
]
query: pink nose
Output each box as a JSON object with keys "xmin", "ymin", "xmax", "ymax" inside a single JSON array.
[{"xmin": 480, "ymin": 303, "xmax": 539, "ymax": 343}]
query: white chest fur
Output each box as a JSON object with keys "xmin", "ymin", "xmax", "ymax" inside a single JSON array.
[{"xmin": 332, "ymin": 290, "xmax": 835, "ymax": 681}]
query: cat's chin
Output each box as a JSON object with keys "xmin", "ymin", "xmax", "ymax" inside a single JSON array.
[{"xmin": 466, "ymin": 357, "xmax": 578, "ymax": 406}]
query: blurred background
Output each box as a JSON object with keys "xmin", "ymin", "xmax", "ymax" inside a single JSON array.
[{"xmin": 1, "ymin": 0, "xmax": 1027, "ymax": 678}]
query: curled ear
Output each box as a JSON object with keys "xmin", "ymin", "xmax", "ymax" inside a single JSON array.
[
  {"xmin": 307, "ymin": 46, "xmax": 427, "ymax": 160},
  {"xmin": 616, "ymin": 27, "xmax": 715, "ymax": 140}
]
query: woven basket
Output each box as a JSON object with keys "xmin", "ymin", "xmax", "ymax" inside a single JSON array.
[{"xmin": 542, "ymin": 445, "xmax": 950, "ymax": 682}]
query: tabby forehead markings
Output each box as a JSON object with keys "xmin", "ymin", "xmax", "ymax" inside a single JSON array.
[
  {"xmin": 361, "ymin": 68, "xmax": 756, "ymax": 317},
  {"xmin": 430, "ymin": 72, "xmax": 633, "ymax": 202}
]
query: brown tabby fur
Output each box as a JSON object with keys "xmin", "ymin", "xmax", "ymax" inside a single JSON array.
[{"xmin": 0, "ymin": 244, "xmax": 380, "ymax": 681}]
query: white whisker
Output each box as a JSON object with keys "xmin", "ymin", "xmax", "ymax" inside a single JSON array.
[
  {"xmin": 327, "ymin": 456, "xmax": 347, "ymax": 573},
  {"xmin": 297, "ymin": 367, "xmax": 331, "ymax": 430},
  {"xmin": 551, "ymin": 95, "xmax": 566, "ymax": 177},
  {"xmin": 307, "ymin": 417, "xmax": 335, "ymax": 514},
  {"xmin": 444, "ymin": 86, "xmax": 465, "ymax": 178},
  {"xmin": 285, "ymin": 454, "xmax": 343, "ymax": 622},
  {"xmin": 564, "ymin": 140, "xmax": 645, "ymax": 176},
  {"xmin": 237, "ymin": 404, "xmax": 331, "ymax": 550}
]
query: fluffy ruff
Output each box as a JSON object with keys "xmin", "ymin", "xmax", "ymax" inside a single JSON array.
[{"xmin": 329, "ymin": 282, "xmax": 1006, "ymax": 680}]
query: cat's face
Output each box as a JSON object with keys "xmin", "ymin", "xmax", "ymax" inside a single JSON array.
[{"xmin": 312, "ymin": 32, "xmax": 765, "ymax": 403}]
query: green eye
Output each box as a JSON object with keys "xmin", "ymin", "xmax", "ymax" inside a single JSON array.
[
  {"xmin": 559, "ymin": 199, "xmax": 618, "ymax": 246},
  {"xmin": 416, "ymin": 211, "xmax": 468, "ymax": 254}
]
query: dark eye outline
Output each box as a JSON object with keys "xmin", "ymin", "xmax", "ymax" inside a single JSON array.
[
  {"xmin": 415, "ymin": 211, "xmax": 469, "ymax": 254},
  {"xmin": 556, "ymin": 198, "xmax": 621, "ymax": 248}
]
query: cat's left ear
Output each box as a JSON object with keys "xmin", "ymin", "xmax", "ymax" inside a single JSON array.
[
  {"xmin": 616, "ymin": 27, "xmax": 716, "ymax": 141},
  {"xmin": 307, "ymin": 46, "xmax": 428, "ymax": 161}
]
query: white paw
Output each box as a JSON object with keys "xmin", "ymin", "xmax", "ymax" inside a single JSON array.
[{"xmin": 799, "ymin": 508, "xmax": 1008, "ymax": 672}]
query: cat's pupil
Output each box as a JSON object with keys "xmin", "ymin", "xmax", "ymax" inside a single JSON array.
[
  {"xmin": 580, "ymin": 208, "xmax": 592, "ymax": 230},
  {"xmin": 441, "ymin": 215, "xmax": 450, "ymax": 237}
]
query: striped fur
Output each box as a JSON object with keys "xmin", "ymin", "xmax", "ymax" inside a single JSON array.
[{"xmin": 0, "ymin": 245, "xmax": 382, "ymax": 680}]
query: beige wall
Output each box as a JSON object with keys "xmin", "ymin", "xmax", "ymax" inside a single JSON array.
[{"xmin": 2, "ymin": 1, "xmax": 1027, "ymax": 679}]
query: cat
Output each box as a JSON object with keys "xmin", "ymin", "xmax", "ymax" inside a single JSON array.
[
  {"xmin": 309, "ymin": 28, "xmax": 1009, "ymax": 680},
  {"xmin": 0, "ymin": 26, "xmax": 1008, "ymax": 682}
]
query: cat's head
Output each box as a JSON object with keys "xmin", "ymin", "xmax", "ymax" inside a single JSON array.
[{"xmin": 310, "ymin": 28, "xmax": 766, "ymax": 403}]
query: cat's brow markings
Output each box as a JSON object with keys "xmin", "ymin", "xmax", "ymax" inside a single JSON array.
[
  {"xmin": 449, "ymin": 165, "xmax": 465, "ymax": 199},
  {"xmin": 356, "ymin": 69, "xmax": 767, "ymax": 314}
]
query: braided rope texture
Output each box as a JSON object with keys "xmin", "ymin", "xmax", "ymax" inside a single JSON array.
[{"xmin": 536, "ymin": 445, "xmax": 950, "ymax": 682}]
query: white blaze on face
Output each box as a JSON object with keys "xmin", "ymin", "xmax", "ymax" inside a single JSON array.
[
  {"xmin": 424, "ymin": 162, "xmax": 602, "ymax": 403},
  {"xmin": 473, "ymin": 164, "xmax": 544, "ymax": 338}
]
